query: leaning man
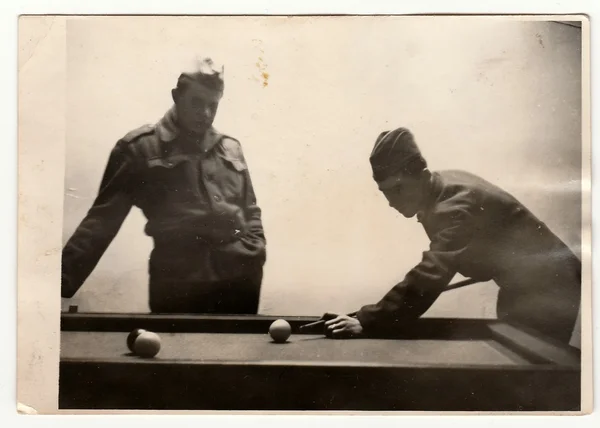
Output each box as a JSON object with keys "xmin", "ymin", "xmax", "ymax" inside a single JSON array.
[
  {"xmin": 325, "ymin": 127, "xmax": 581, "ymax": 345},
  {"xmin": 61, "ymin": 57, "xmax": 267, "ymax": 314}
]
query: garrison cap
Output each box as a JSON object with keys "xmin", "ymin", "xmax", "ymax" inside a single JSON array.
[
  {"xmin": 369, "ymin": 128, "xmax": 426, "ymax": 182},
  {"xmin": 178, "ymin": 56, "xmax": 225, "ymax": 93}
]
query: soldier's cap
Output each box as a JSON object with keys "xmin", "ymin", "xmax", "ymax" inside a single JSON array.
[
  {"xmin": 178, "ymin": 56, "xmax": 225, "ymax": 93},
  {"xmin": 369, "ymin": 127, "xmax": 426, "ymax": 182}
]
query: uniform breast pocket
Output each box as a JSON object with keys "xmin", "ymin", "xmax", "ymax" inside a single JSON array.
[
  {"xmin": 145, "ymin": 157, "xmax": 196, "ymax": 202},
  {"xmin": 208, "ymin": 156, "xmax": 246, "ymax": 202}
]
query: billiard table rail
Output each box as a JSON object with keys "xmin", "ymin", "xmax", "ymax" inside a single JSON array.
[{"xmin": 58, "ymin": 357, "xmax": 581, "ymax": 411}]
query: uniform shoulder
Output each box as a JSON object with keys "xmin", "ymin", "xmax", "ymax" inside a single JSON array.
[
  {"xmin": 213, "ymin": 131, "xmax": 249, "ymax": 171},
  {"xmin": 429, "ymin": 171, "xmax": 479, "ymax": 218},
  {"xmin": 216, "ymin": 132, "xmax": 245, "ymax": 157},
  {"xmin": 115, "ymin": 124, "xmax": 162, "ymax": 160},
  {"xmin": 219, "ymin": 133, "xmax": 242, "ymax": 149},
  {"xmin": 119, "ymin": 124, "xmax": 157, "ymax": 144},
  {"xmin": 436, "ymin": 170, "xmax": 486, "ymax": 196},
  {"xmin": 437, "ymin": 169, "xmax": 481, "ymax": 182},
  {"xmin": 438, "ymin": 169, "xmax": 514, "ymax": 203}
]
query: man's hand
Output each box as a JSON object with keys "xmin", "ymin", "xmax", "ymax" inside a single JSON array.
[{"xmin": 324, "ymin": 314, "xmax": 364, "ymax": 339}]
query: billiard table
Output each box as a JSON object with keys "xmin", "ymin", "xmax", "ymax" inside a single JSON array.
[{"xmin": 59, "ymin": 313, "xmax": 581, "ymax": 411}]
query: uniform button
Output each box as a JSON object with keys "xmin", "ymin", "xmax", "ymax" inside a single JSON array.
[{"xmin": 213, "ymin": 195, "xmax": 221, "ymax": 201}]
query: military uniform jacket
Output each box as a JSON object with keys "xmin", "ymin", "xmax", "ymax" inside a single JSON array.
[
  {"xmin": 357, "ymin": 170, "xmax": 581, "ymax": 336},
  {"xmin": 61, "ymin": 122, "xmax": 267, "ymax": 298}
]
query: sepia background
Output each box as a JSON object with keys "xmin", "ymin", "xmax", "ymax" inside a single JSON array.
[{"xmin": 62, "ymin": 17, "xmax": 582, "ymax": 326}]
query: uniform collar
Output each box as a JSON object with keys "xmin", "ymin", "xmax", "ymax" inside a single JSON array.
[
  {"xmin": 416, "ymin": 172, "xmax": 443, "ymax": 223},
  {"xmin": 155, "ymin": 105, "xmax": 221, "ymax": 153}
]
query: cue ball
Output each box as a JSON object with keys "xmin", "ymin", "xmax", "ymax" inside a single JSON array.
[
  {"xmin": 269, "ymin": 319, "xmax": 292, "ymax": 343},
  {"xmin": 134, "ymin": 331, "xmax": 161, "ymax": 358},
  {"xmin": 126, "ymin": 328, "xmax": 146, "ymax": 353}
]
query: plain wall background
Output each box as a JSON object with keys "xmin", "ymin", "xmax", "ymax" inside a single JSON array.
[{"xmin": 62, "ymin": 17, "xmax": 582, "ymax": 320}]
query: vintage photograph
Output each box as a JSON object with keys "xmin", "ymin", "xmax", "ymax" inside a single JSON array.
[{"xmin": 18, "ymin": 15, "xmax": 590, "ymax": 413}]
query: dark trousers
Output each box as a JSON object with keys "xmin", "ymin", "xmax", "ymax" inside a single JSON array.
[
  {"xmin": 497, "ymin": 289, "xmax": 580, "ymax": 345},
  {"xmin": 493, "ymin": 244, "xmax": 582, "ymax": 346},
  {"xmin": 496, "ymin": 279, "xmax": 581, "ymax": 345},
  {"xmin": 147, "ymin": 240, "xmax": 264, "ymax": 314},
  {"xmin": 149, "ymin": 275, "xmax": 262, "ymax": 314}
]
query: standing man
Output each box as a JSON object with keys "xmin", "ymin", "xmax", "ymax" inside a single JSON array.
[
  {"xmin": 324, "ymin": 127, "xmax": 581, "ymax": 345},
  {"xmin": 61, "ymin": 57, "xmax": 267, "ymax": 314}
]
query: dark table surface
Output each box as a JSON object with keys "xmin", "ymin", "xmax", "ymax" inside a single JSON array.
[{"xmin": 61, "ymin": 330, "xmax": 530, "ymax": 366}]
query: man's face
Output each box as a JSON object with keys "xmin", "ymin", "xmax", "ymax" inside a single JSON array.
[
  {"xmin": 173, "ymin": 80, "xmax": 222, "ymax": 135},
  {"xmin": 378, "ymin": 172, "xmax": 425, "ymax": 218}
]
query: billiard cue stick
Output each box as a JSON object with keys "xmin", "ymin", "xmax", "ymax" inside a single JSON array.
[{"xmin": 299, "ymin": 277, "xmax": 481, "ymax": 330}]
